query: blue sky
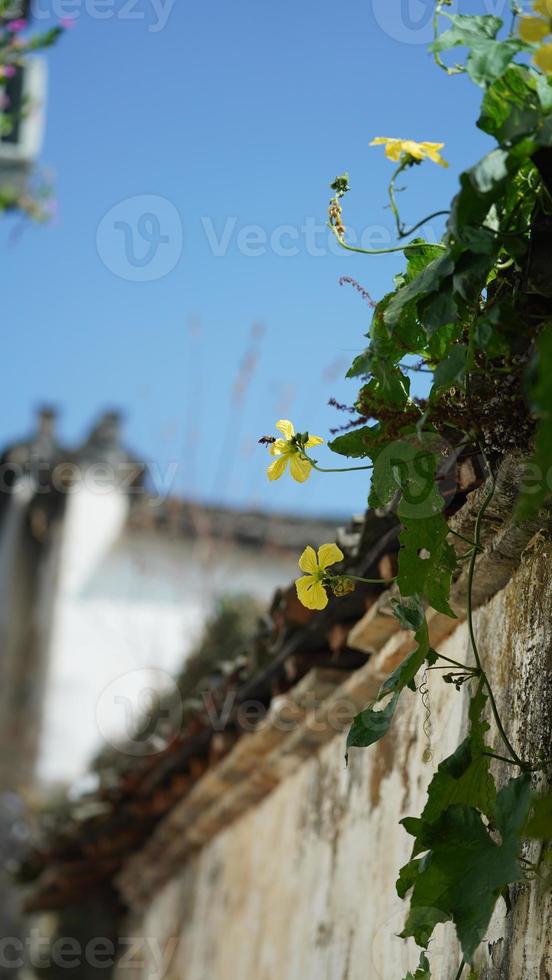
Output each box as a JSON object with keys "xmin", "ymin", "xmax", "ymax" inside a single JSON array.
[{"xmin": 2, "ymin": 0, "xmax": 498, "ymax": 517}]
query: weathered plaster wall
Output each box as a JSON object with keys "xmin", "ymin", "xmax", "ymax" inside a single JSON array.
[{"xmin": 117, "ymin": 544, "xmax": 552, "ymax": 980}]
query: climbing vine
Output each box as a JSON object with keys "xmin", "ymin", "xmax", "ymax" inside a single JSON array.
[{"xmin": 261, "ymin": 3, "xmax": 552, "ymax": 976}]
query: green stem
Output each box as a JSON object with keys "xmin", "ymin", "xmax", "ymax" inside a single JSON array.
[
  {"xmin": 310, "ymin": 459, "xmax": 373, "ymax": 474},
  {"xmin": 453, "ymin": 961, "xmax": 466, "ymax": 980},
  {"xmin": 509, "ymin": 1, "xmax": 521, "ymax": 33},
  {"xmin": 387, "ymin": 160, "xmax": 449, "ymax": 239},
  {"xmin": 467, "ymin": 464, "xmax": 525, "ymax": 767},
  {"xmin": 437, "ymin": 652, "xmax": 478, "ymax": 671},
  {"xmin": 328, "ymin": 224, "xmax": 446, "ymax": 255},
  {"xmin": 483, "ymin": 751, "xmax": 528, "ymax": 768},
  {"xmin": 347, "ymin": 574, "xmax": 397, "ymax": 585},
  {"xmin": 433, "ymin": 2, "xmax": 465, "ymax": 76},
  {"xmin": 388, "ymin": 161, "xmax": 407, "ymax": 238},
  {"xmin": 448, "ymin": 528, "xmax": 479, "ymax": 548},
  {"xmin": 398, "ymin": 209, "xmax": 451, "ymax": 240}
]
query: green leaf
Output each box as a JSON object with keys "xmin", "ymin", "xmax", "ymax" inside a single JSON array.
[
  {"xmin": 368, "ymin": 437, "xmax": 457, "ymax": 615},
  {"xmin": 328, "ymin": 426, "xmax": 376, "ymax": 458},
  {"xmin": 537, "ymin": 74, "xmax": 552, "ymax": 113},
  {"xmin": 523, "ymin": 790, "xmax": 552, "ymax": 839},
  {"xmin": 346, "ymin": 352, "xmax": 371, "ymax": 378},
  {"xmin": 427, "ymin": 322, "xmax": 462, "ymax": 362},
  {"xmin": 536, "ymin": 112, "xmax": 552, "ymax": 147},
  {"xmin": 401, "ymin": 686, "xmax": 496, "ymax": 861},
  {"xmin": 516, "ymin": 324, "xmax": 552, "ymax": 518},
  {"xmin": 369, "ymin": 437, "xmax": 442, "ymax": 514},
  {"xmin": 466, "ymin": 39, "xmax": 522, "ymax": 89},
  {"xmin": 398, "ymin": 513, "xmax": 457, "ymax": 618},
  {"xmin": 478, "ymin": 66, "xmax": 540, "ymax": 142},
  {"xmin": 405, "ymin": 240, "xmax": 447, "ymax": 280},
  {"xmin": 346, "ymin": 619, "xmax": 432, "ymax": 755},
  {"xmin": 472, "ymin": 304, "xmax": 512, "ymax": 358},
  {"xmin": 380, "ymin": 620, "xmax": 433, "ymax": 698},
  {"xmin": 397, "ymin": 858, "xmax": 423, "ymax": 900},
  {"xmin": 383, "ymin": 254, "xmax": 455, "ymax": 333},
  {"xmin": 452, "ymin": 252, "xmax": 494, "ymax": 304},
  {"xmin": 432, "ymin": 344, "xmax": 467, "ymax": 392},
  {"xmin": 449, "ymin": 145, "xmax": 532, "ymax": 251},
  {"xmin": 419, "ymin": 289, "xmax": 457, "ymax": 333},
  {"xmin": 400, "ymin": 776, "xmax": 531, "ymax": 962},
  {"xmin": 390, "ymin": 595, "xmax": 425, "ymax": 632},
  {"xmin": 432, "ymin": 14, "xmax": 502, "ymax": 53},
  {"xmin": 400, "ymin": 803, "xmax": 520, "ymax": 961},
  {"xmin": 25, "ymin": 26, "xmax": 64, "ymax": 50},
  {"xmin": 346, "ymin": 691, "xmax": 400, "ymax": 756},
  {"xmin": 495, "ymin": 773, "xmax": 533, "ymax": 840},
  {"xmin": 364, "ymin": 366, "xmax": 411, "ymax": 408},
  {"xmin": 403, "ymin": 951, "xmax": 431, "ymax": 980}
]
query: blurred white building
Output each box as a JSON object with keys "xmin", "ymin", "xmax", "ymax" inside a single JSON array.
[{"xmin": 0, "ymin": 410, "xmax": 338, "ymax": 789}]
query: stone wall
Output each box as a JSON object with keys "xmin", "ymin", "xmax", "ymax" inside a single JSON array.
[{"xmin": 115, "ymin": 541, "xmax": 552, "ymax": 980}]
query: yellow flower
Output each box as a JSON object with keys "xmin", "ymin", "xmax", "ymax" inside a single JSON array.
[
  {"xmin": 267, "ymin": 420, "xmax": 324, "ymax": 483},
  {"xmin": 535, "ymin": 41, "xmax": 552, "ymax": 72},
  {"xmin": 534, "ymin": 0, "xmax": 552, "ymax": 17},
  {"xmin": 295, "ymin": 543, "xmax": 344, "ymax": 611},
  {"xmin": 370, "ymin": 137, "xmax": 448, "ymax": 168},
  {"xmin": 519, "ymin": 1, "xmax": 552, "ymax": 68},
  {"xmin": 519, "ymin": 14, "xmax": 551, "ymax": 42}
]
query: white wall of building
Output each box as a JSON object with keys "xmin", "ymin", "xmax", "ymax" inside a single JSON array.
[{"xmin": 37, "ymin": 484, "xmax": 299, "ymax": 786}]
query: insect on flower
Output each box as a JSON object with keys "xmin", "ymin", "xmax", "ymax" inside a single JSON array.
[{"xmin": 266, "ymin": 420, "xmax": 324, "ymax": 483}]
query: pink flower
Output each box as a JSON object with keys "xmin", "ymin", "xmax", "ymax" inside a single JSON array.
[
  {"xmin": 0, "ymin": 65, "xmax": 17, "ymax": 78},
  {"xmin": 6, "ymin": 18, "xmax": 26, "ymax": 32},
  {"xmin": 60, "ymin": 17, "xmax": 76, "ymax": 28}
]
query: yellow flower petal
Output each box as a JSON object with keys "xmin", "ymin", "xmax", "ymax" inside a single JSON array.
[
  {"xmin": 370, "ymin": 137, "xmax": 447, "ymax": 167},
  {"xmin": 370, "ymin": 137, "xmax": 403, "ymax": 160},
  {"xmin": 295, "ymin": 575, "xmax": 328, "ymax": 610},
  {"xmin": 535, "ymin": 41, "xmax": 552, "ymax": 71},
  {"xmin": 520, "ymin": 15, "xmax": 551, "ymax": 42},
  {"xmin": 384, "ymin": 142, "xmax": 403, "ymax": 162},
  {"xmin": 305, "ymin": 434, "xmax": 324, "ymax": 449},
  {"xmin": 275, "ymin": 419, "xmax": 294, "ymax": 440},
  {"xmin": 534, "ymin": 0, "xmax": 552, "ymax": 18},
  {"xmin": 267, "ymin": 456, "xmax": 288, "ymax": 481},
  {"xmin": 290, "ymin": 453, "xmax": 312, "ymax": 483},
  {"xmin": 270, "ymin": 439, "xmax": 288, "ymax": 457},
  {"xmin": 317, "ymin": 543, "xmax": 345, "ymax": 570},
  {"xmin": 298, "ymin": 545, "xmax": 319, "ymax": 574},
  {"xmin": 421, "ymin": 143, "xmax": 449, "ymax": 167},
  {"xmin": 402, "ymin": 140, "xmax": 425, "ymax": 160}
]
